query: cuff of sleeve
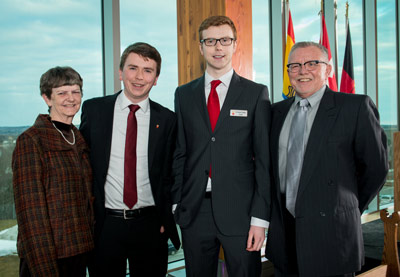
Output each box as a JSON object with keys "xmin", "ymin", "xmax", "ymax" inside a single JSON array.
[{"xmin": 251, "ymin": 217, "xmax": 269, "ymax": 228}]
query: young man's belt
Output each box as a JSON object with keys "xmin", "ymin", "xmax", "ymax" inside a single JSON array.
[{"xmin": 106, "ymin": 206, "xmax": 156, "ymax": 219}]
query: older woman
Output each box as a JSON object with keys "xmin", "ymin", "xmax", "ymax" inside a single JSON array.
[{"xmin": 12, "ymin": 66, "xmax": 94, "ymax": 276}]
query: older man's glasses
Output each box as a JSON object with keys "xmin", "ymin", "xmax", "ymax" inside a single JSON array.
[
  {"xmin": 200, "ymin": 37, "xmax": 236, "ymax": 46},
  {"xmin": 287, "ymin": 60, "xmax": 328, "ymax": 73}
]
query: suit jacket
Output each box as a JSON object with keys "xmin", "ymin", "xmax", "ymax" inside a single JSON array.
[
  {"xmin": 265, "ymin": 88, "xmax": 388, "ymax": 276},
  {"xmin": 172, "ymin": 72, "xmax": 272, "ymax": 236},
  {"xmin": 12, "ymin": 114, "xmax": 94, "ymax": 276},
  {"xmin": 80, "ymin": 92, "xmax": 180, "ymax": 250}
]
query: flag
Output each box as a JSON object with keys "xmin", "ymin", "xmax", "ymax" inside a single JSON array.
[
  {"xmin": 340, "ymin": 20, "xmax": 355, "ymax": 94},
  {"xmin": 320, "ymin": 14, "xmax": 338, "ymax": 91},
  {"xmin": 282, "ymin": 9, "xmax": 295, "ymax": 99}
]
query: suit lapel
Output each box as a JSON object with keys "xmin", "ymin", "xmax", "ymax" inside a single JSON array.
[
  {"xmin": 148, "ymin": 100, "xmax": 162, "ymax": 172},
  {"xmin": 102, "ymin": 92, "xmax": 120, "ymax": 169},
  {"xmin": 191, "ymin": 75, "xmax": 211, "ymax": 131},
  {"xmin": 215, "ymin": 72, "xmax": 243, "ymax": 131},
  {"xmin": 272, "ymin": 98, "xmax": 294, "ymax": 207},
  {"xmin": 296, "ymin": 89, "xmax": 339, "ymax": 201}
]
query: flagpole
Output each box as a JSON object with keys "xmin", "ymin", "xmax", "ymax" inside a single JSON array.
[
  {"xmin": 321, "ymin": 0, "xmax": 324, "ymax": 15},
  {"xmin": 345, "ymin": 1, "xmax": 349, "ymax": 30},
  {"xmin": 284, "ymin": 0, "xmax": 288, "ymax": 63},
  {"xmin": 320, "ymin": 0, "xmax": 324, "ymax": 42},
  {"xmin": 284, "ymin": 0, "xmax": 289, "ymax": 55},
  {"xmin": 282, "ymin": 0, "xmax": 295, "ymax": 98},
  {"xmin": 285, "ymin": 0, "xmax": 289, "ymax": 29},
  {"xmin": 332, "ymin": 0, "xmax": 339, "ymax": 82},
  {"xmin": 281, "ymin": 0, "xmax": 287, "ymax": 70},
  {"xmin": 340, "ymin": 2, "xmax": 355, "ymax": 94},
  {"xmin": 318, "ymin": 0, "xmax": 324, "ymax": 43},
  {"xmin": 319, "ymin": 0, "xmax": 338, "ymax": 91}
]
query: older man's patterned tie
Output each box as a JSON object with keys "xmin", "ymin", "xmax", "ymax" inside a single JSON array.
[{"xmin": 286, "ymin": 98, "xmax": 309, "ymax": 216}]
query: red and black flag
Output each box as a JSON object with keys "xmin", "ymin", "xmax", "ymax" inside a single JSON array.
[
  {"xmin": 340, "ymin": 20, "xmax": 355, "ymax": 94},
  {"xmin": 320, "ymin": 13, "xmax": 338, "ymax": 91}
]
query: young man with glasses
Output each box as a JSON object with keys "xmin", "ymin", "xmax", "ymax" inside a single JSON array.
[
  {"xmin": 172, "ymin": 15, "xmax": 272, "ymax": 276},
  {"xmin": 265, "ymin": 41, "xmax": 388, "ymax": 277}
]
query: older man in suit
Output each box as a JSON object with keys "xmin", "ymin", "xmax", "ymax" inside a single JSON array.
[
  {"xmin": 265, "ymin": 41, "xmax": 388, "ymax": 276},
  {"xmin": 172, "ymin": 15, "xmax": 271, "ymax": 277},
  {"xmin": 80, "ymin": 42, "xmax": 180, "ymax": 277}
]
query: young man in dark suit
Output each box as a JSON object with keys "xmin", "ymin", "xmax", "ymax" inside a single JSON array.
[
  {"xmin": 80, "ymin": 42, "xmax": 180, "ymax": 277},
  {"xmin": 172, "ymin": 15, "xmax": 272, "ymax": 276},
  {"xmin": 265, "ymin": 41, "xmax": 388, "ymax": 276}
]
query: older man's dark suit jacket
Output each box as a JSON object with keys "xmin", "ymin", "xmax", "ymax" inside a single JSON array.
[
  {"xmin": 265, "ymin": 87, "xmax": 388, "ymax": 276},
  {"xmin": 80, "ymin": 91, "xmax": 180, "ymax": 250},
  {"xmin": 172, "ymin": 72, "xmax": 271, "ymax": 236}
]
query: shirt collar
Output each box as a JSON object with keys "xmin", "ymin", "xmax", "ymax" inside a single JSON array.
[
  {"xmin": 205, "ymin": 69, "xmax": 234, "ymax": 88},
  {"xmin": 118, "ymin": 90, "xmax": 150, "ymax": 113},
  {"xmin": 294, "ymin": 85, "xmax": 326, "ymax": 108}
]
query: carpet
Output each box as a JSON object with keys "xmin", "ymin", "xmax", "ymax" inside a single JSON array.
[
  {"xmin": 358, "ymin": 219, "xmax": 385, "ymax": 273},
  {"xmin": 362, "ymin": 219, "xmax": 384, "ymax": 260}
]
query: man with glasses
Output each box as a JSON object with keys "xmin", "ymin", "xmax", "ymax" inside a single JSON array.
[
  {"xmin": 265, "ymin": 41, "xmax": 388, "ymax": 276},
  {"xmin": 172, "ymin": 15, "xmax": 271, "ymax": 276}
]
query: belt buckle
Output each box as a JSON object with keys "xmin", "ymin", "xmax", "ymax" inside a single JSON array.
[{"xmin": 123, "ymin": 209, "xmax": 128, "ymax": 220}]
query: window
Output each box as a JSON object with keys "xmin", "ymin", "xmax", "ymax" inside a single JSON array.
[
  {"xmin": 289, "ymin": 1, "xmax": 320, "ymax": 43},
  {"xmin": 336, "ymin": 0, "xmax": 364, "ymax": 94},
  {"xmin": 377, "ymin": 0, "xmax": 397, "ymax": 209},
  {"xmin": 0, "ymin": 0, "xmax": 102, "ymax": 271},
  {"xmin": 120, "ymin": 0, "xmax": 178, "ymax": 112},
  {"xmin": 252, "ymin": 0, "xmax": 270, "ymax": 87}
]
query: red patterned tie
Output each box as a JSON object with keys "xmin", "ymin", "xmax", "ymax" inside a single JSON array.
[
  {"xmin": 124, "ymin": 104, "xmax": 140, "ymax": 209},
  {"xmin": 207, "ymin": 80, "xmax": 222, "ymax": 178},
  {"xmin": 207, "ymin": 80, "xmax": 222, "ymax": 131}
]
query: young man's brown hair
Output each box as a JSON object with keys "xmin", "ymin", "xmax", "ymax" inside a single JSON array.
[
  {"xmin": 119, "ymin": 42, "xmax": 162, "ymax": 76},
  {"xmin": 198, "ymin": 15, "xmax": 237, "ymax": 41}
]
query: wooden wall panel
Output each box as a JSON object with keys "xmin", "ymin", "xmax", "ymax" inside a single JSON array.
[
  {"xmin": 177, "ymin": 0, "xmax": 225, "ymax": 85},
  {"xmin": 177, "ymin": 0, "xmax": 252, "ymax": 85},
  {"xmin": 226, "ymin": 0, "xmax": 253, "ymax": 80}
]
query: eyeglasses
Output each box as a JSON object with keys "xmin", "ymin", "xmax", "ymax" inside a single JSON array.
[
  {"xmin": 200, "ymin": 37, "xmax": 236, "ymax": 46},
  {"xmin": 287, "ymin": 60, "xmax": 328, "ymax": 73}
]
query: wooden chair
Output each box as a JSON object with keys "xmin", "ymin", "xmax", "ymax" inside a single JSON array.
[{"xmin": 357, "ymin": 209, "xmax": 400, "ymax": 277}]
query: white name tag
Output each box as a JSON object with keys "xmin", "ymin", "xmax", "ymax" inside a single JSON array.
[{"xmin": 230, "ymin": 109, "xmax": 248, "ymax": 117}]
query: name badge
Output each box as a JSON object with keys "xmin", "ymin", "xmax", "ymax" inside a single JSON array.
[{"xmin": 230, "ymin": 109, "xmax": 248, "ymax": 117}]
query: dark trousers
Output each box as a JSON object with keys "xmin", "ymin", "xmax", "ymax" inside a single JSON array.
[
  {"xmin": 92, "ymin": 209, "xmax": 168, "ymax": 277},
  {"xmin": 20, "ymin": 252, "xmax": 89, "ymax": 277},
  {"xmin": 281, "ymin": 203, "xmax": 299, "ymax": 275},
  {"xmin": 181, "ymin": 198, "xmax": 261, "ymax": 277}
]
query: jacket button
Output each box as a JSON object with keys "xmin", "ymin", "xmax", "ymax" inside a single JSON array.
[
  {"xmin": 211, "ymin": 137, "xmax": 216, "ymax": 142},
  {"xmin": 205, "ymin": 170, "xmax": 209, "ymax": 175},
  {"xmin": 328, "ymin": 180, "xmax": 334, "ymax": 186},
  {"xmin": 320, "ymin": 212, "xmax": 326, "ymax": 217}
]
